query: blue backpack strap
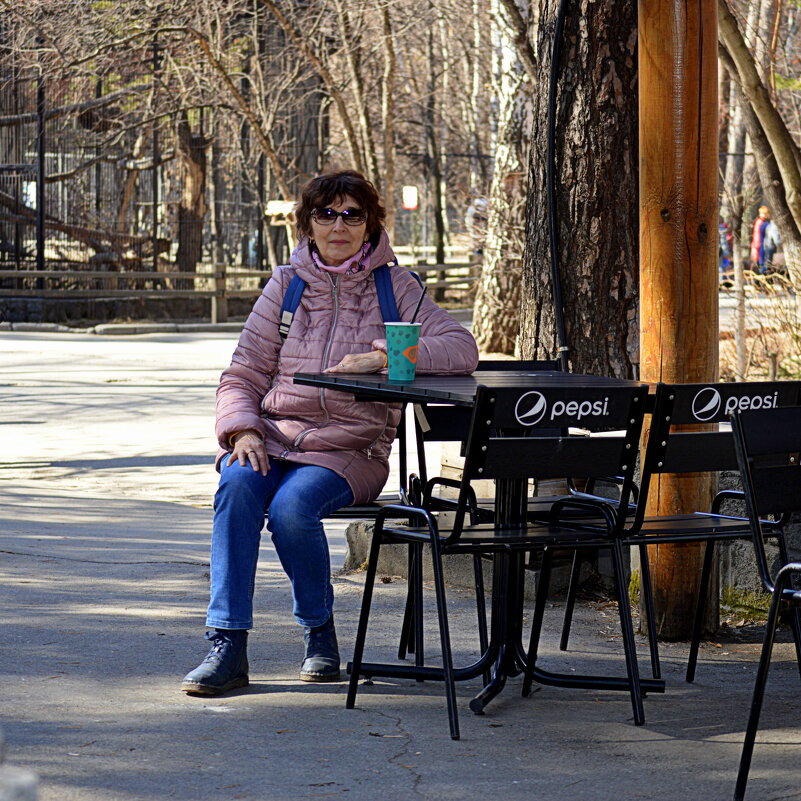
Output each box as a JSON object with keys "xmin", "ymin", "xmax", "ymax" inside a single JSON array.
[
  {"xmin": 280, "ymin": 263, "xmax": 422, "ymax": 338},
  {"xmin": 278, "ymin": 274, "xmax": 307, "ymax": 339},
  {"xmin": 374, "ymin": 262, "xmax": 423, "ymax": 323}
]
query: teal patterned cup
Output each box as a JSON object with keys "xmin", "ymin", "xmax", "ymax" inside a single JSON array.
[{"xmin": 385, "ymin": 322, "xmax": 421, "ymax": 384}]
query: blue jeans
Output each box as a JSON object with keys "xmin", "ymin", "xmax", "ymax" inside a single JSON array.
[{"xmin": 206, "ymin": 458, "xmax": 354, "ymax": 630}]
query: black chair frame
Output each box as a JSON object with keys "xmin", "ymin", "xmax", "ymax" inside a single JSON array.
[
  {"xmin": 346, "ymin": 381, "xmax": 656, "ymax": 739},
  {"xmin": 399, "ymin": 359, "xmax": 559, "ymax": 669},
  {"xmin": 730, "ymin": 406, "xmax": 801, "ymax": 801},
  {"xmin": 560, "ymin": 380, "xmax": 801, "ymax": 683}
]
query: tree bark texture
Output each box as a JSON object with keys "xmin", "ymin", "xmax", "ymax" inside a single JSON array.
[
  {"xmin": 175, "ymin": 117, "xmax": 209, "ymax": 282},
  {"xmin": 639, "ymin": 0, "xmax": 719, "ymax": 639},
  {"xmin": 380, "ymin": 6, "xmax": 396, "ymax": 240},
  {"xmin": 473, "ymin": 1, "xmax": 530, "ymax": 355},
  {"xmin": 473, "ymin": 113, "xmax": 527, "ymax": 354},
  {"xmin": 519, "ymin": 0, "xmax": 639, "ymax": 378}
]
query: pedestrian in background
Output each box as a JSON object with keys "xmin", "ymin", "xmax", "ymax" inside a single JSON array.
[
  {"xmin": 719, "ymin": 217, "xmax": 733, "ymax": 283},
  {"xmin": 750, "ymin": 205, "xmax": 781, "ymax": 274}
]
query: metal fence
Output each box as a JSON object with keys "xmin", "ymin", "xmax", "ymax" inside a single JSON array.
[
  {"xmin": 0, "ymin": 15, "xmax": 478, "ymax": 324},
  {"xmin": 0, "ymin": 22, "xmax": 299, "ymax": 318}
]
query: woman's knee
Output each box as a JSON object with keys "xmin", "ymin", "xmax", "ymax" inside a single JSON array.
[
  {"xmin": 265, "ymin": 466, "xmax": 352, "ymax": 536},
  {"xmin": 216, "ymin": 461, "xmax": 271, "ymax": 508},
  {"xmin": 267, "ymin": 495, "xmax": 318, "ymax": 536}
]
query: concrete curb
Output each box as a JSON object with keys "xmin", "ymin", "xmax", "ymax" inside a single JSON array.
[
  {"xmin": 0, "ymin": 321, "xmax": 246, "ymax": 335},
  {"xmin": 1, "ymin": 308, "xmax": 471, "ymax": 336},
  {"xmin": 1, "ymin": 315, "xmax": 471, "ymax": 336}
]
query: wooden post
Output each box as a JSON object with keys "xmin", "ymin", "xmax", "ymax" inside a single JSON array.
[
  {"xmin": 639, "ymin": 0, "xmax": 719, "ymax": 638},
  {"xmin": 211, "ymin": 263, "xmax": 228, "ymax": 324}
]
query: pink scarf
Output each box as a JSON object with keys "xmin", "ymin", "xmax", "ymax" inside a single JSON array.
[{"xmin": 311, "ymin": 241, "xmax": 372, "ymax": 275}]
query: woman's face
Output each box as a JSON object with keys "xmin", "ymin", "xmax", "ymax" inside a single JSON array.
[{"xmin": 310, "ymin": 194, "xmax": 368, "ymax": 266}]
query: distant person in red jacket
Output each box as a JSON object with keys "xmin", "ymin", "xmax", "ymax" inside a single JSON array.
[{"xmin": 750, "ymin": 205, "xmax": 781, "ymax": 274}]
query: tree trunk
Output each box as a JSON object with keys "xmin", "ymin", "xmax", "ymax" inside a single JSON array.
[
  {"xmin": 519, "ymin": 0, "xmax": 638, "ymax": 378},
  {"xmin": 208, "ymin": 112, "xmax": 227, "ymax": 324},
  {"xmin": 175, "ymin": 116, "xmax": 209, "ymax": 285},
  {"xmin": 334, "ymin": 0, "xmax": 379, "ymax": 190},
  {"xmin": 472, "ymin": 1, "xmax": 530, "ymax": 355},
  {"xmin": 116, "ymin": 133, "xmax": 147, "ymax": 272},
  {"xmin": 425, "ymin": 23, "xmax": 446, "ymax": 298},
  {"xmin": 380, "ymin": 6, "xmax": 396, "ymax": 240},
  {"xmin": 468, "ymin": 0, "xmax": 483, "ymax": 195},
  {"xmin": 639, "ymin": 0, "xmax": 719, "ymax": 639}
]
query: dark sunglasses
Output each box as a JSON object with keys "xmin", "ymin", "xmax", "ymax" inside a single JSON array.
[{"xmin": 311, "ymin": 207, "xmax": 367, "ymax": 226}]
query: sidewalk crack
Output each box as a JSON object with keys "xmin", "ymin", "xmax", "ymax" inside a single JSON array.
[{"xmin": 371, "ymin": 708, "xmax": 425, "ymax": 798}]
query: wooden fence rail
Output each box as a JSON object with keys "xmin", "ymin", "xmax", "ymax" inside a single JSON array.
[{"xmin": 0, "ymin": 261, "xmax": 480, "ymax": 322}]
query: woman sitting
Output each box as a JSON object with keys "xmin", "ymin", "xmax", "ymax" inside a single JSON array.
[{"xmin": 182, "ymin": 169, "xmax": 478, "ymax": 695}]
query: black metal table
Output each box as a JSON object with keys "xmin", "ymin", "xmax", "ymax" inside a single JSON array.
[
  {"xmin": 294, "ymin": 370, "xmax": 666, "ymax": 710},
  {"xmin": 296, "ymin": 369, "xmax": 632, "ymax": 406}
]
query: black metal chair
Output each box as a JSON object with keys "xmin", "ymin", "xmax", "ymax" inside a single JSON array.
[
  {"xmin": 559, "ymin": 380, "xmax": 801, "ymax": 682},
  {"xmin": 347, "ymin": 380, "xmax": 650, "ymax": 739},
  {"xmin": 408, "ymin": 358, "xmax": 561, "ymax": 502},
  {"xmin": 398, "ymin": 359, "xmax": 560, "ymax": 668},
  {"xmin": 730, "ymin": 405, "xmax": 801, "ymax": 801}
]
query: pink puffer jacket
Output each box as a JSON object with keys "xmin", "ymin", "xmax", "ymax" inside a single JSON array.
[{"xmin": 215, "ymin": 231, "xmax": 479, "ymax": 503}]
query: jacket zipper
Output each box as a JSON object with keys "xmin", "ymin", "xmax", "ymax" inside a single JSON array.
[
  {"xmin": 365, "ymin": 405, "xmax": 391, "ymax": 459},
  {"xmin": 293, "ymin": 273, "xmax": 340, "ymax": 451}
]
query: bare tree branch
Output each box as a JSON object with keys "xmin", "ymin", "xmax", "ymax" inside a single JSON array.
[
  {"xmin": 187, "ymin": 27, "xmax": 291, "ymax": 199},
  {"xmin": 256, "ymin": 0, "xmax": 365, "ymax": 173},
  {"xmin": 0, "ymin": 86, "xmax": 150, "ymax": 127},
  {"xmin": 719, "ymin": 0, "xmax": 801, "ymax": 222}
]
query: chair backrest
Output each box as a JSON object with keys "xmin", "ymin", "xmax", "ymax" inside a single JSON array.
[
  {"xmin": 412, "ymin": 359, "xmax": 561, "ymax": 485},
  {"xmin": 633, "ymin": 380, "xmax": 801, "ymax": 529},
  {"xmin": 447, "ymin": 380, "xmax": 648, "ymax": 536},
  {"xmin": 475, "ymin": 358, "xmax": 560, "ymax": 372},
  {"xmin": 731, "ymin": 404, "xmax": 801, "ymax": 591}
]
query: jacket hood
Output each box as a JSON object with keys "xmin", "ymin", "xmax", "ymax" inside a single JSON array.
[{"xmin": 289, "ymin": 229, "xmax": 397, "ymax": 285}]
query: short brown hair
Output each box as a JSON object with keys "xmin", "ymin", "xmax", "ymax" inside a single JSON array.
[{"xmin": 295, "ymin": 170, "xmax": 385, "ymax": 242}]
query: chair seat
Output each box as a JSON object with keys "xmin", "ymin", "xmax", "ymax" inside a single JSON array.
[
  {"xmin": 428, "ymin": 493, "xmax": 635, "ymax": 524},
  {"xmin": 326, "ymin": 496, "xmax": 399, "ymax": 520},
  {"xmin": 629, "ymin": 512, "xmax": 783, "ymax": 542},
  {"xmin": 380, "ymin": 520, "xmax": 614, "ymax": 551}
]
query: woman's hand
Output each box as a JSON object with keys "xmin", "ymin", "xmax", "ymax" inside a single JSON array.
[
  {"xmin": 226, "ymin": 429, "xmax": 269, "ymax": 475},
  {"xmin": 324, "ymin": 350, "xmax": 387, "ymax": 374}
]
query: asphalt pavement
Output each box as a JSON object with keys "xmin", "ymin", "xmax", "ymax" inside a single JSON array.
[{"xmin": 1, "ymin": 330, "xmax": 800, "ymax": 801}]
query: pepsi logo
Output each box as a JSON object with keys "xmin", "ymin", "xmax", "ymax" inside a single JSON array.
[
  {"xmin": 515, "ymin": 391, "xmax": 547, "ymax": 426},
  {"xmin": 691, "ymin": 387, "xmax": 722, "ymax": 421}
]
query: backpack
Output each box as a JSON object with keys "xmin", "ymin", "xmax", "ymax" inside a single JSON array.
[{"xmin": 278, "ymin": 263, "xmax": 422, "ymax": 340}]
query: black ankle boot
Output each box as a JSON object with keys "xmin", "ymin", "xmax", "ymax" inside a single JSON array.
[
  {"xmin": 300, "ymin": 616, "xmax": 340, "ymax": 682},
  {"xmin": 182, "ymin": 629, "xmax": 249, "ymax": 695}
]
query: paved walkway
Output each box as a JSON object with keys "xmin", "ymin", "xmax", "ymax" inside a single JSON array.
[{"xmin": 2, "ymin": 331, "xmax": 800, "ymax": 801}]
